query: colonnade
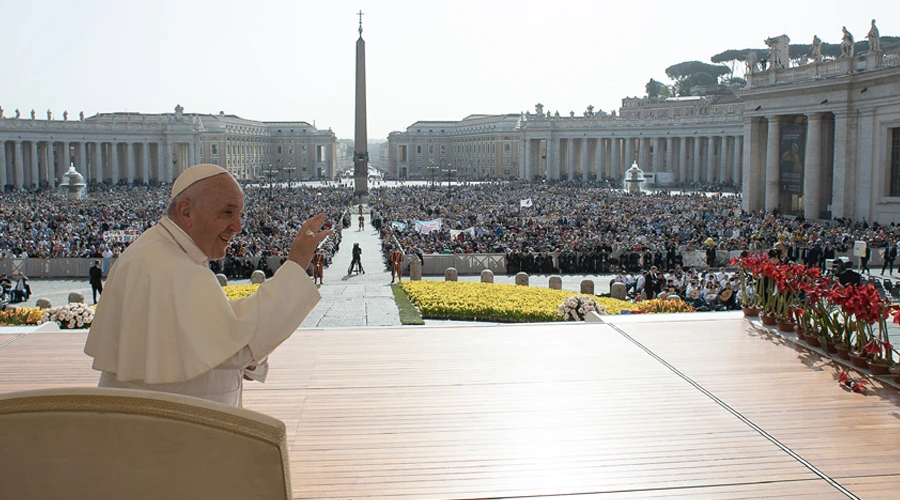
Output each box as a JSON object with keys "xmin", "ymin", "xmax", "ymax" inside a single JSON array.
[
  {"xmin": 520, "ymin": 134, "xmax": 743, "ymax": 185},
  {"xmin": 0, "ymin": 139, "xmax": 197, "ymax": 189},
  {"xmin": 743, "ymin": 113, "xmax": 836, "ymax": 219}
]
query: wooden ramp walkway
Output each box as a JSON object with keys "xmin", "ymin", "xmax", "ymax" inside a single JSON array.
[{"xmin": 1, "ymin": 316, "xmax": 899, "ymax": 499}]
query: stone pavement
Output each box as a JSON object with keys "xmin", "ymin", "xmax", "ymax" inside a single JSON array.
[{"xmin": 299, "ymin": 205, "xmax": 401, "ymax": 328}]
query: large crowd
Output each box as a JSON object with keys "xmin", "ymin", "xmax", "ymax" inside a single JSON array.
[
  {"xmin": 369, "ymin": 182, "xmax": 900, "ymax": 274},
  {"xmin": 0, "ymin": 183, "xmax": 353, "ymax": 278}
]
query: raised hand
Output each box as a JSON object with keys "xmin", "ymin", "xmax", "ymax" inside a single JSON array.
[{"xmin": 288, "ymin": 214, "xmax": 333, "ymax": 269}]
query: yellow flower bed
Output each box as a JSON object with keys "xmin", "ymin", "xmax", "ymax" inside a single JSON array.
[
  {"xmin": 223, "ymin": 284, "xmax": 260, "ymax": 301},
  {"xmin": 400, "ymin": 281, "xmax": 633, "ymax": 322},
  {"xmin": 635, "ymin": 298, "xmax": 696, "ymax": 314},
  {"xmin": 0, "ymin": 307, "xmax": 45, "ymax": 326}
]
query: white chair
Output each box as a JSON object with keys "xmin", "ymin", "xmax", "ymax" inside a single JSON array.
[{"xmin": 0, "ymin": 387, "xmax": 291, "ymax": 500}]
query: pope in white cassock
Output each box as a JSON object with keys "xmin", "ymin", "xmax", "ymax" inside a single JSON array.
[{"xmin": 85, "ymin": 164, "xmax": 331, "ymax": 406}]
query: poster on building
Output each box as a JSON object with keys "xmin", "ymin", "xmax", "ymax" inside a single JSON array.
[{"xmin": 779, "ymin": 124, "xmax": 806, "ymax": 195}]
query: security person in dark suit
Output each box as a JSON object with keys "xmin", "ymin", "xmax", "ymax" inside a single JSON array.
[
  {"xmin": 89, "ymin": 260, "xmax": 104, "ymax": 304},
  {"xmin": 882, "ymin": 243, "xmax": 897, "ymax": 275}
]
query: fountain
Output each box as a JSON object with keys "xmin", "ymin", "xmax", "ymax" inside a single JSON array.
[
  {"xmin": 59, "ymin": 162, "xmax": 86, "ymax": 200},
  {"xmin": 624, "ymin": 161, "xmax": 645, "ymax": 193}
]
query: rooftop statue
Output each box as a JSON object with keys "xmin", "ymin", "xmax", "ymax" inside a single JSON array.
[
  {"xmin": 15, "ymin": 108, "xmax": 20, "ymax": 119},
  {"xmin": 867, "ymin": 19, "xmax": 880, "ymax": 52},
  {"xmin": 809, "ymin": 35, "xmax": 823, "ymax": 63},
  {"xmin": 46, "ymin": 109, "xmax": 52, "ymax": 120},
  {"xmin": 63, "ymin": 110, "xmax": 68, "ymax": 121},
  {"xmin": 841, "ymin": 26, "xmax": 855, "ymax": 59},
  {"xmin": 535, "ymin": 103, "xmax": 544, "ymax": 115},
  {"xmin": 764, "ymin": 34, "xmax": 790, "ymax": 70},
  {"xmin": 30, "ymin": 109, "xmax": 35, "ymax": 120}
]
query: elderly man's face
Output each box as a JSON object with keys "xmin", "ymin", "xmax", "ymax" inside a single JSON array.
[{"xmin": 188, "ymin": 175, "xmax": 244, "ymax": 260}]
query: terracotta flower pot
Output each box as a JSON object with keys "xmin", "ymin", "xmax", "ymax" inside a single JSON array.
[
  {"xmin": 804, "ymin": 333, "xmax": 821, "ymax": 347},
  {"xmin": 776, "ymin": 321, "xmax": 796, "ymax": 333},
  {"xmin": 869, "ymin": 362, "xmax": 892, "ymax": 376},
  {"xmin": 849, "ymin": 352, "xmax": 869, "ymax": 370},
  {"xmin": 835, "ymin": 343, "xmax": 851, "ymax": 360},
  {"xmin": 760, "ymin": 314, "xmax": 777, "ymax": 326},
  {"xmin": 742, "ymin": 306, "xmax": 760, "ymax": 317},
  {"xmin": 823, "ymin": 339, "xmax": 838, "ymax": 354}
]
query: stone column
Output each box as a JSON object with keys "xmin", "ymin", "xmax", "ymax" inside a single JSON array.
[
  {"xmin": 732, "ymin": 136, "xmax": 742, "ymax": 187},
  {"xmin": 157, "ymin": 142, "xmax": 166, "ymax": 182},
  {"xmin": 651, "ymin": 137, "xmax": 660, "ymax": 172},
  {"xmin": 692, "ymin": 137, "xmax": 702, "ymax": 182},
  {"xmin": 566, "ymin": 139, "xmax": 575, "ymax": 181},
  {"xmin": 581, "ymin": 138, "xmax": 589, "ymax": 182},
  {"xmin": 78, "ymin": 142, "xmax": 87, "ymax": 177},
  {"xmin": 804, "ymin": 113, "xmax": 824, "ymax": 219},
  {"xmin": 595, "ymin": 139, "xmax": 604, "ymax": 180},
  {"xmin": 30, "ymin": 141, "xmax": 39, "ymax": 188},
  {"xmin": 94, "ymin": 142, "xmax": 103, "ymax": 183},
  {"xmin": 678, "ymin": 137, "xmax": 688, "ymax": 183},
  {"xmin": 166, "ymin": 142, "xmax": 175, "ymax": 183},
  {"xmin": 765, "ymin": 117, "xmax": 781, "ymax": 213},
  {"xmin": 639, "ymin": 137, "xmax": 649, "ymax": 171},
  {"xmin": 718, "ymin": 135, "xmax": 728, "ymax": 182},
  {"xmin": 111, "ymin": 142, "xmax": 120, "ymax": 184},
  {"xmin": 13, "ymin": 141, "xmax": 24, "ymax": 188},
  {"xmin": 520, "ymin": 138, "xmax": 529, "ymax": 180},
  {"xmin": 126, "ymin": 142, "xmax": 135, "ymax": 183},
  {"xmin": 0, "ymin": 141, "xmax": 7, "ymax": 189},
  {"xmin": 706, "ymin": 136, "xmax": 716, "ymax": 182},
  {"xmin": 743, "ymin": 118, "xmax": 766, "ymax": 212},
  {"xmin": 831, "ymin": 113, "xmax": 849, "ymax": 218},
  {"xmin": 611, "ymin": 138, "xmax": 620, "ymax": 179},
  {"xmin": 188, "ymin": 141, "xmax": 195, "ymax": 168},
  {"xmin": 624, "ymin": 137, "xmax": 634, "ymax": 170},
  {"xmin": 142, "ymin": 142, "xmax": 150, "ymax": 183},
  {"xmin": 665, "ymin": 137, "xmax": 674, "ymax": 175},
  {"xmin": 56, "ymin": 142, "xmax": 66, "ymax": 181}
]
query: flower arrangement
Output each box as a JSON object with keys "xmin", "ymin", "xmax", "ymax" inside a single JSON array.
[
  {"xmin": 0, "ymin": 307, "xmax": 45, "ymax": 326},
  {"xmin": 400, "ymin": 281, "xmax": 630, "ymax": 322},
  {"xmin": 558, "ymin": 295, "xmax": 606, "ymax": 321},
  {"xmin": 40, "ymin": 303, "xmax": 95, "ymax": 329},
  {"xmin": 635, "ymin": 298, "xmax": 696, "ymax": 314},
  {"xmin": 223, "ymin": 284, "xmax": 260, "ymax": 301},
  {"xmin": 731, "ymin": 253, "xmax": 766, "ymax": 309}
]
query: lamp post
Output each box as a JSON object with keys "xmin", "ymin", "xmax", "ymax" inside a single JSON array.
[
  {"xmin": 283, "ymin": 162, "xmax": 296, "ymax": 187},
  {"xmin": 261, "ymin": 164, "xmax": 279, "ymax": 201},
  {"xmin": 444, "ymin": 163, "xmax": 456, "ymax": 193},
  {"xmin": 427, "ymin": 162, "xmax": 439, "ymax": 189}
]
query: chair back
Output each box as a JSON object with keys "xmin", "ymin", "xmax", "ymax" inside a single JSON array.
[{"xmin": 0, "ymin": 387, "xmax": 291, "ymax": 500}]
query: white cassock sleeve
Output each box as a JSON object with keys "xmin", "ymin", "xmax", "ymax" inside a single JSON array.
[{"xmin": 85, "ymin": 220, "xmax": 320, "ymax": 385}]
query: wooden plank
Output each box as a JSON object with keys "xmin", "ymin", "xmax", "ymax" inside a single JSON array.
[{"xmin": 3, "ymin": 319, "xmax": 898, "ymax": 498}]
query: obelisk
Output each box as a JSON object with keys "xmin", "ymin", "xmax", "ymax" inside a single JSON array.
[{"xmin": 353, "ymin": 10, "xmax": 369, "ymax": 201}]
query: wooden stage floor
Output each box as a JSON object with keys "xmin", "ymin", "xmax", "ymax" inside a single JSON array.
[{"xmin": 1, "ymin": 315, "xmax": 900, "ymax": 499}]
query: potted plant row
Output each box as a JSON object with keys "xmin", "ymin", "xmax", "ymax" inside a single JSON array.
[{"xmin": 734, "ymin": 253, "xmax": 900, "ymax": 383}]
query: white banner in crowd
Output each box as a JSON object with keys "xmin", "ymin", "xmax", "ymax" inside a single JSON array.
[
  {"xmin": 449, "ymin": 228, "xmax": 475, "ymax": 240},
  {"xmin": 102, "ymin": 230, "xmax": 141, "ymax": 243},
  {"xmin": 520, "ymin": 198, "xmax": 533, "ymax": 208},
  {"xmin": 414, "ymin": 219, "xmax": 442, "ymax": 234},
  {"xmin": 391, "ymin": 221, "xmax": 408, "ymax": 231}
]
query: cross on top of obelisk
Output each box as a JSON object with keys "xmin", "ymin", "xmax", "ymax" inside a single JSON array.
[{"xmin": 357, "ymin": 10, "xmax": 364, "ymax": 35}]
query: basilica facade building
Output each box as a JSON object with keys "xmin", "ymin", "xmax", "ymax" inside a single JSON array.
[
  {"xmin": 388, "ymin": 40, "xmax": 900, "ymax": 224},
  {"xmin": 0, "ymin": 105, "xmax": 338, "ymax": 188}
]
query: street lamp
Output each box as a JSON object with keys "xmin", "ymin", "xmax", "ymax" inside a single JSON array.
[
  {"xmin": 283, "ymin": 162, "xmax": 296, "ymax": 187},
  {"xmin": 261, "ymin": 164, "xmax": 279, "ymax": 201},
  {"xmin": 426, "ymin": 162, "xmax": 439, "ymax": 189},
  {"xmin": 444, "ymin": 163, "xmax": 457, "ymax": 193}
]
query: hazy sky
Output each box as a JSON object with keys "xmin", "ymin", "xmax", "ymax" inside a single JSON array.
[{"xmin": 2, "ymin": 0, "xmax": 896, "ymax": 139}]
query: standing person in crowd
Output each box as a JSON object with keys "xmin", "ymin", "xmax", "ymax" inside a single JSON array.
[
  {"xmin": 389, "ymin": 247, "xmax": 404, "ymax": 284},
  {"xmin": 860, "ymin": 242, "xmax": 871, "ymax": 274},
  {"xmin": 348, "ymin": 242, "xmax": 364, "ymax": 275},
  {"xmin": 882, "ymin": 242, "xmax": 897, "ymax": 275},
  {"xmin": 89, "ymin": 260, "xmax": 103, "ymax": 304},
  {"xmin": 312, "ymin": 248, "xmax": 326, "ymax": 285},
  {"xmin": 84, "ymin": 164, "xmax": 332, "ymax": 407},
  {"xmin": 358, "ymin": 213, "xmax": 365, "ymax": 231}
]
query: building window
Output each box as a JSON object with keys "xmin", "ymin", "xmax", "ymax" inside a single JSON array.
[
  {"xmin": 417, "ymin": 145, "xmax": 422, "ymax": 154},
  {"xmin": 891, "ymin": 127, "xmax": 900, "ymax": 196},
  {"xmin": 440, "ymin": 145, "xmax": 446, "ymax": 154},
  {"xmin": 211, "ymin": 144, "xmax": 218, "ymax": 155},
  {"xmin": 504, "ymin": 143, "xmax": 511, "ymax": 154},
  {"xmin": 277, "ymin": 145, "xmax": 283, "ymax": 154},
  {"xmin": 429, "ymin": 145, "xmax": 434, "ymax": 154}
]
